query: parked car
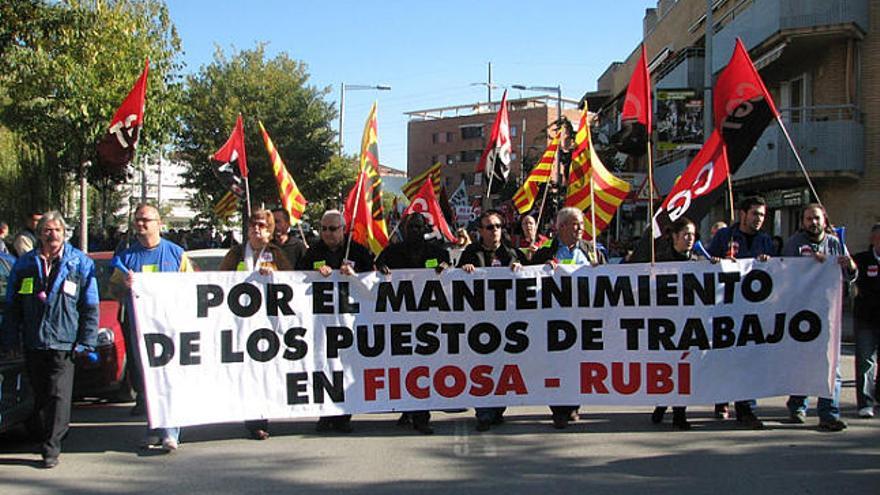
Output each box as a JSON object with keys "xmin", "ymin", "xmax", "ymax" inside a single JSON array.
[
  {"xmin": 186, "ymin": 248, "xmax": 228, "ymax": 271},
  {"xmin": 0, "ymin": 251, "xmax": 38, "ymax": 435},
  {"xmin": 72, "ymin": 252, "xmax": 133, "ymax": 402}
]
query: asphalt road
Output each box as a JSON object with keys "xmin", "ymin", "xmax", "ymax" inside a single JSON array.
[{"xmin": 1, "ymin": 347, "xmax": 878, "ymax": 494}]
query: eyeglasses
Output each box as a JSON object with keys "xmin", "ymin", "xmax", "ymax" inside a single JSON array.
[
  {"xmin": 134, "ymin": 217, "xmax": 159, "ymax": 223},
  {"xmin": 481, "ymin": 223, "xmax": 502, "ymax": 230},
  {"xmin": 321, "ymin": 225, "xmax": 342, "ymax": 232},
  {"xmin": 250, "ymin": 222, "xmax": 270, "ymax": 231}
]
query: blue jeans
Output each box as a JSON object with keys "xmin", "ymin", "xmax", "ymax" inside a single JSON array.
[{"xmin": 787, "ymin": 364, "xmax": 842, "ymax": 422}]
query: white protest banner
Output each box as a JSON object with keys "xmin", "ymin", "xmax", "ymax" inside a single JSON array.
[{"xmin": 132, "ymin": 258, "xmax": 841, "ymax": 428}]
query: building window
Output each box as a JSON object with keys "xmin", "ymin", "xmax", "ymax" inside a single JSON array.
[
  {"xmin": 459, "ymin": 149, "xmax": 482, "ymax": 162},
  {"xmin": 432, "ymin": 133, "xmax": 439, "ymax": 144},
  {"xmin": 510, "ymin": 125, "xmax": 518, "ymax": 137},
  {"xmin": 446, "ymin": 131, "xmax": 454, "ymax": 143},
  {"xmin": 446, "ymin": 154, "xmax": 456, "ymax": 165},
  {"xmin": 461, "ymin": 125, "xmax": 483, "ymax": 140}
]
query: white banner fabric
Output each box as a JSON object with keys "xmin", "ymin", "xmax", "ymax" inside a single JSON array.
[{"xmin": 132, "ymin": 258, "xmax": 841, "ymax": 428}]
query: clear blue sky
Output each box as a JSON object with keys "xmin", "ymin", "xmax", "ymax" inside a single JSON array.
[{"xmin": 166, "ymin": 0, "xmax": 655, "ymax": 173}]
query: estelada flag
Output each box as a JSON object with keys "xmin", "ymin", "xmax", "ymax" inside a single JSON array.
[
  {"xmin": 651, "ymin": 129, "xmax": 730, "ymax": 238},
  {"xmin": 402, "ymin": 177, "xmax": 456, "ymax": 242},
  {"xmin": 402, "ymin": 162, "xmax": 441, "ymax": 200},
  {"xmin": 614, "ymin": 44, "xmax": 652, "ymax": 156},
  {"xmin": 713, "ymin": 38, "xmax": 780, "ymax": 172},
  {"xmin": 476, "ymin": 90, "xmax": 511, "ymax": 191},
  {"xmin": 211, "ymin": 114, "xmax": 248, "ymax": 198},
  {"xmin": 259, "ymin": 121, "xmax": 307, "ymax": 224},
  {"xmin": 95, "ymin": 59, "xmax": 149, "ymax": 176},
  {"xmin": 513, "ymin": 134, "xmax": 559, "ymax": 214}
]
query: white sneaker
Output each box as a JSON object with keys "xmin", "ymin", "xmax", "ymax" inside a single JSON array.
[
  {"xmin": 139, "ymin": 435, "xmax": 160, "ymax": 448},
  {"xmin": 858, "ymin": 406, "xmax": 875, "ymax": 418},
  {"xmin": 161, "ymin": 437, "xmax": 179, "ymax": 452}
]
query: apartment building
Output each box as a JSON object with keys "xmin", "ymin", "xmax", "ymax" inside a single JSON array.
[{"xmin": 592, "ymin": 0, "xmax": 876, "ymax": 249}]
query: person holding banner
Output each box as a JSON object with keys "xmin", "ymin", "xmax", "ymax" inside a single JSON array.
[
  {"xmin": 853, "ymin": 223, "xmax": 880, "ymax": 419},
  {"xmin": 458, "ymin": 209, "xmax": 523, "ymax": 431},
  {"xmin": 109, "ymin": 204, "xmax": 192, "ymax": 452},
  {"xmin": 531, "ymin": 207, "xmax": 605, "ymax": 429},
  {"xmin": 296, "ymin": 209, "xmax": 374, "ymax": 433},
  {"xmin": 1, "ymin": 211, "xmax": 98, "ymax": 468},
  {"xmin": 376, "ymin": 212, "xmax": 450, "ymax": 435},
  {"xmin": 707, "ymin": 196, "xmax": 772, "ymax": 428},
  {"xmin": 783, "ymin": 204, "xmax": 856, "ymax": 432},
  {"xmin": 218, "ymin": 208, "xmax": 293, "ymax": 440},
  {"xmin": 516, "ymin": 214, "xmax": 549, "ymax": 262}
]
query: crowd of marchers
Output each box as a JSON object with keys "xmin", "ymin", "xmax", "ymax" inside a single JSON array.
[{"xmin": 1, "ymin": 197, "xmax": 878, "ymax": 469}]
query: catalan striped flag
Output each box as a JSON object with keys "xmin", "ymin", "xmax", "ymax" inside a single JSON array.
[
  {"xmin": 345, "ymin": 102, "xmax": 389, "ymax": 255},
  {"xmin": 512, "ymin": 134, "xmax": 559, "ymax": 214},
  {"xmin": 213, "ymin": 191, "xmax": 238, "ymax": 219},
  {"xmin": 258, "ymin": 121, "xmax": 307, "ymax": 224},
  {"xmin": 565, "ymin": 105, "xmax": 631, "ymax": 241},
  {"xmin": 402, "ymin": 162, "xmax": 442, "ymax": 200}
]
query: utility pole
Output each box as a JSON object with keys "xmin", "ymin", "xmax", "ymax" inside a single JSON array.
[
  {"xmin": 487, "ymin": 62, "xmax": 492, "ymax": 105},
  {"xmin": 704, "ymin": 0, "xmax": 714, "ymax": 141}
]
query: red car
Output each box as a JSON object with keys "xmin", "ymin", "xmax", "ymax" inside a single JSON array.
[{"xmin": 73, "ymin": 251, "xmax": 134, "ymax": 402}]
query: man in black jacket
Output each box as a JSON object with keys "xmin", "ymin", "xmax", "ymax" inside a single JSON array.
[
  {"xmin": 531, "ymin": 207, "xmax": 604, "ymax": 429},
  {"xmin": 458, "ymin": 209, "xmax": 522, "ymax": 431},
  {"xmin": 854, "ymin": 223, "xmax": 880, "ymax": 419}
]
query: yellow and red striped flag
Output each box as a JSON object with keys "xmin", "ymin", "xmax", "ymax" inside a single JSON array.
[
  {"xmin": 258, "ymin": 121, "xmax": 307, "ymax": 224},
  {"xmin": 565, "ymin": 105, "xmax": 631, "ymax": 240},
  {"xmin": 345, "ymin": 102, "xmax": 388, "ymax": 255},
  {"xmin": 512, "ymin": 134, "xmax": 559, "ymax": 214},
  {"xmin": 402, "ymin": 162, "xmax": 442, "ymax": 200},
  {"xmin": 213, "ymin": 190, "xmax": 238, "ymax": 219}
]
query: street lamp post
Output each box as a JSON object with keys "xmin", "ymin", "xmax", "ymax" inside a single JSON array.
[
  {"xmin": 512, "ymin": 83, "xmax": 564, "ymax": 188},
  {"xmin": 338, "ymin": 83, "xmax": 391, "ymax": 156}
]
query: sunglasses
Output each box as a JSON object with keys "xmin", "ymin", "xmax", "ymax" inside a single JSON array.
[
  {"xmin": 322, "ymin": 225, "xmax": 342, "ymax": 232},
  {"xmin": 481, "ymin": 224, "xmax": 502, "ymax": 230}
]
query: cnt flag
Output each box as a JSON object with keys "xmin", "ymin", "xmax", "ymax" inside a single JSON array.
[
  {"xmin": 96, "ymin": 59, "xmax": 149, "ymax": 177},
  {"xmin": 211, "ymin": 114, "xmax": 248, "ymax": 199},
  {"xmin": 213, "ymin": 191, "xmax": 238, "ymax": 219},
  {"xmin": 259, "ymin": 121, "xmax": 307, "ymax": 224},
  {"xmin": 344, "ymin": 103, "xmax": 389, "ymax": 255},
  {"xmin": 402, "ymin": 162, "xmax": 442, "ymax": 200},
  {"xmin": 713, "ymin": 38, "xmax": 780, "ymax": 172},
  {"xmin": 402, "ymin": 177, "xmax": 456, "ymax": 242},
  {"xmin": 651, "ymin": 130, "xmax": 730, "ymax": 237},
  {"xmin": 475, "ymin": 90, "xmax": 511, "ymax": 191},
  {"xmin": 614, "ymin": 44, "xmax": 652, "ymax": 156},
  {"xmin": 513, "ymin": 134, "xmax": 559, "ymax": 214}
]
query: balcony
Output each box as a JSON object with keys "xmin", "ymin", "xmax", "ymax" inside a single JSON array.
[
  {"xmin": 712, "ymin": 0, "xmax": 869, "ymax": 73},
  {"xmin": 733, "ymin": 105, "xmax": 863, "ymax": 183}
]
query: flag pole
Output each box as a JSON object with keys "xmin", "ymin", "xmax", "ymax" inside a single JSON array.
[
  {"xmin": 589, "ymin": 176, "xmax": 598, "ymax": 262},
  {"xmin": 646, "ymin": 138, "xmax": 656, "ymax": 265},
  {"xmin": 297, "ymin": 221, "xmax": 309, "ymax": 249},
  {"xmin": 484, "ymin": 169, "xmax": 495, "ymax": 210},
  {"xmin": 535, "ymin": 131, "xmax": 560, "ymax": 233},
  {"xmin": 344, "ymin": 167, "xmax": 366, "ymax": 262},
  {"xmin": 775, "ymin": 115, "xmax": 823, "ymax": 208},
  {"xmin": 243, "ymin": 177, "xmax": 253, "ymax": 218}
]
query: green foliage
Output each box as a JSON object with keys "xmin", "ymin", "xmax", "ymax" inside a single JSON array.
[{"xmin": 178, "ymin": 44, "xmax": 344, "ymax": 223}]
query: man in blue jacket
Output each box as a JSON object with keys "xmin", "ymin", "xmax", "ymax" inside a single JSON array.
[{"xmin": 0, "ymin": 211, "xmax": 99, "ymax": 468}]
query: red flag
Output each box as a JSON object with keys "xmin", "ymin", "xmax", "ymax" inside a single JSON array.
[
  {"xmin": 713, "ymin": 38, "xmax": 780, "ymax": 171},
  {"xmin": 475, "ymin": 90, "xmax": 512, "ymax": 189},
  {"xmin": 652, "ymin": 130, "xmax": 730, "ymax": 237},
  {"xmin": 343, "ymin": 169, "xmax": 390, "ymax": 255},
  {"xmin": 402, "ymin": 177, "xmax": 456, "ymax": 242},
  {"xmin": 622, "ymin": 44, "xmax": 652, "ymax": 133},
  {"xmin": 95, "ymin": 59, "xmax": 149, "ymax": 176},
  {"xmin": 212, "ymin": 114, "xmax": 248, "ymax": 178}
]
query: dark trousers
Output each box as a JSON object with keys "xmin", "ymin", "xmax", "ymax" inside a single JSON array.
[
  {"xmin": 25, "ymin": 349, "xmax": 75, "ymax": 459},
  {"xmin": 121, "ymin": 317, "xmax": 145, "ymax": 404},
  {"xmin": 245, "ymin": 419, "xmax": 268, "ymax": 433},
  {"xmin": 475, "ymin": 407, "xmax": 506, "ymax": 423},
  {"xmin": 401, "ymin": 411, "xmax": 431, "ymax": 426},
  {"xmin": 855, "ymin": 318, "xmax": 880, "ymax": 408},
  {"xmin": 550, "ymin": 405, "xmax": 579, "ymax": 420}
]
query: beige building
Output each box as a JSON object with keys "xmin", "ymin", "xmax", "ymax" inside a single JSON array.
[
  {"xmin": 592, "ymin": 0, "xmax": 877, "ymax": 249},
  {"xmin": 406, "ymin": 96, "xmax": 581, "ymax": 200}
]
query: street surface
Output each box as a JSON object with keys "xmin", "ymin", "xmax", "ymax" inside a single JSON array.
[{"xmin": 1, "ymin": 346, "xmax": 878, "ymax": 494}]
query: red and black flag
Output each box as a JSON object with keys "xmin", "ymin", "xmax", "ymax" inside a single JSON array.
[
  {"xmin": 96, "ymin": 59, "xmax": 149, "ymax": 176},
  {"xmin": 651, "ymin": 129, "xmax": 730, "ymax": 237},
  {"xmin": 713, "ymin": 38, "xmax": 780, "ymax": 172},
  {"xmin": 614, "ymin": 44, "xmax": 652, "ymax": 156},
  {"xmin": 476, "ymin": 90, "xmax": 512, "ymax": 192},
  {"xmin": 211, "ymin": 114, "xmax": 248, "ymax": 198}
]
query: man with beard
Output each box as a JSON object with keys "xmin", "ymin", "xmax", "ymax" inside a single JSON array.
[
  {"xmin": 272, "ymin": 207, "xmax": 307, "ymax": 268},
  {"xmin": 784, "ymin": 203, "xmax": 856, "ymax": 432},
  {"xmin": 297, "ymin": 209, "xmax": 373, "ymax": 433},
  {"xmin": 375, "ymin": 212, "xmax": 450, "ymax": 434}
]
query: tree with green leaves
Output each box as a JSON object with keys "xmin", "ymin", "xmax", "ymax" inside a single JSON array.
[{"xmin": 178, "ymin": 44, "xmax": 349, "ymax": 225}]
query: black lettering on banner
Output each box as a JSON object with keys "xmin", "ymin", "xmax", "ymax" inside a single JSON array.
[
  {"xmin": 440, "ymin": 323, "xmax": 466, "ymax": 354},
  {"xmin": 180, "ymin": 332, "xmax": 201, "ymax": 365},
  {"xmin": 287, "ymin": 372, "xmax": 309, "ymax": 404},
  {"xmin": 712, "ymin": 316, "xmax": 736, "ymax": 348},
  {"xmin": 376, "ymin": 281, "xmax": 416, "ymax": 312},
  {"xmin": 789, "ymin": 310, "xmax": 821, "ymax": 342},
  {"xmin": 737, "ymin": 314, "xmax": 766, "ymax": 346},
  {"xmin": 415, "ymin": 323, "xmax": 440, "ymax": 355},
  {"xmin": 391, "ymin": 323, "xmax": 413, "ymax": 355},
  {"xmin": 356, "ymin": 324, "xmax": 385, "ymax": 357},
  {"xmin": 314, "ymin": 371, "xmax": 345, "ymax": 403},
  {"xmin": 637, "ymin": 275, "xmax": 651, "ymax": 306},
  {"xmin": 418, "ymin": 280, "xmax": 450, "ymax": 312},
  {"xmin": 655, "ymin": 274, "xmax": 678, "ymax": 306},
  {"xmin": 487, "ymin": 279, "xmax": 513, "ymax": 310},
  {"xmin": 682, "ymin": 273, "xmax": 714, "ymax": 306},
  {"xmin": 144, "ymin": 334, "xmax": 174, "ymax": 367},
  {"xmin": 742, "ymin": 269, "xmax": 772, "ymax": 303},
  {"xmin": 247, "ymin": 328, "xmax": 280, "ymax": 362},
  {"xmin": 515, "ymin": 278, "xmax": 538, "ymax": 310},
  {"xmin": 718, "ymin": 272, "xmax": 740, "ymax": 304},
  {"xmin": 648, "ymin": 318, "xmax": 676, "ymax": 350},
  {"xmin": 504, "ymin": 321, "xmax": 529, "ymax": 353},
  {"xmin": 452, "ymin": 279, "xmax": 485, "ymax": 311},
  {"xmin": 542, "ymin": 276, "xmax": 572, "ymax": 308},
  {"xmin": 220, "ymin": 330, "xmax": 244, "ymax": 363},
  {"xmin": 620, "ymin": 318, "xmax": 645, "ymax": 350},
  {"xmin": 679, "ymin": 319, "xmax": 710, "ymax": 350},
  {"xmin": 577, "ymin": 277, "xmax": 591, "ymax": 307},
  {"xmin": 548, "ymin": 320, "xmax": 577, "ymax": 351},
  {"xmin": 581, "ymin": 320, "xmax": 604, "ymax": 350},
  {"xmin": 468, "ymin": 322, "xmax": 502, "ymax": 354},
  {"xmin": 267, "ymin": 283, "xmax": 295, "ymax": 316},
  {"xmin": 229, "ymin": 283, "xmax": 262, "ymax": 317},
  {"xmin": 338, "ymin": 282, "xmax": 360, "ymax": 314},
  {"xmin": 594, "ymin": 276, "xmax": 635, "ymax": 307},
  {"xmin": 326, "ymin": 326, "xmax": 353, "ymax": 358},
  {"xmin": 766, "ymin": 313, "xmax": 786, "ymax": 343},
  {"xmin": 313, "ymin": 281, "xmax": 334, "ymax": 314},
  {"xmin": 196, "ymin": 284, "xmax": 223, "ymax": 317},
  {"xmin": 283, "ymin": 327, "xmax": 308, "ymax": 360}
]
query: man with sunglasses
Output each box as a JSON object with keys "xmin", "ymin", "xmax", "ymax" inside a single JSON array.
[
  {"xmin": 296, "ymin": 210, "xmax": 374, "ymax": 433},
  {"xmin": 458, "ymin": 209, "xmax": 523, "ymax": 431}
]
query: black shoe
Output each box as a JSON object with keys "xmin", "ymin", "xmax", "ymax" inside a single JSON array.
[
  {"xmin": 315, "ymin": 419, "xmax": 333, "ymax": 433},
  {"xmin": 818, "ymin": 418, "xmax": 847, "ymax": 432},
  {"xmin": 42, "ymin": 457, "xmax": 59, "ymax": 469},
  {"xmin": 413, "ymin": 422, "xmax": 434, "ymax": 435},
  {"xmin": 552, "ymin": 417, "xmax": 568, "ymax": 430},
  {"xmin": 651, "ymin": 407, "xmax": 667, "ymax": 424},
  {"xmin": 491, "ymin": 415, "xmax": 505, "ymax": 426},
  {"xmin": 737, "ymin": 413, "xmax": 765, "ymax": 430},
  {"xmin": 672, "ymin": 417, "xmax": 691, "ymax": 431},
  {"xmin": 130, "ymin": 402, "xmax": 146, "ymax": 417},
  {"xmin": 396, "ymin": 413, "xmax": 411, "ymax": 427},
  {"xmin": 476, "ymin": 419, "xmax": 491, "ymax": 432}
]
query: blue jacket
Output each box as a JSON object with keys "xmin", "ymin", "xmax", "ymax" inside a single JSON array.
[
  {"xmin": 1, "ymin": 242, "xmax": 99, "ymax": 351},
  {"xmin": 707, "ymin": 225, "xmax": 774, "ymax": 259}
]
